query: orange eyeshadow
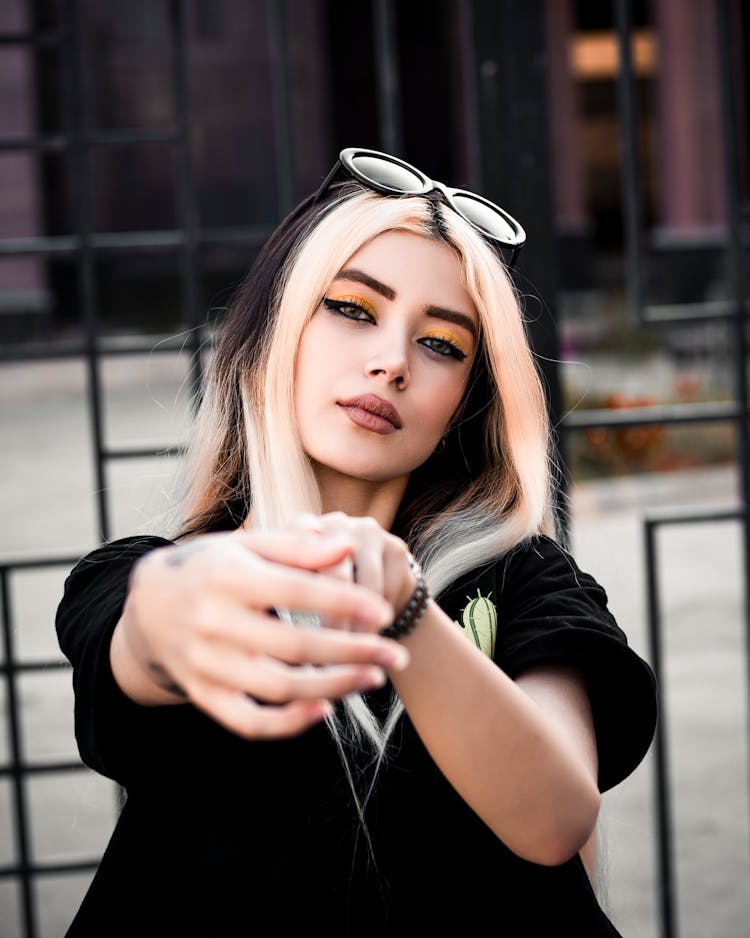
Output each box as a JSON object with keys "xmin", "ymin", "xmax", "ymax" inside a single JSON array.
[
  {"xmin": 423, "ymin": 328, "xmax": 470, "ymax": 355},
  {"xmin": 326, "ymin": 293, "xmax": 377, "ymax": 316}
]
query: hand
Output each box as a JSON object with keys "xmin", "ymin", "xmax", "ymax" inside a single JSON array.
[
  {"xmin": 111, "ymin": 529, "xmax": 409, "ymax": 739},
  {"xmin": 290, "ymin": 512, "xmax": 418, "ymax": 633}
]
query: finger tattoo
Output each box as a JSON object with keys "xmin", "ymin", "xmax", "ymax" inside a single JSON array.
[
  {"xmin": 147, "ymin": 661, "xmax": 188, "ymax": 698},
  {"xmin": 165, "ymin": 541, "xmax": 208, "ymax": 568}
]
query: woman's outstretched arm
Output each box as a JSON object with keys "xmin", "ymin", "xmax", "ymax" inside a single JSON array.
[
  {"xmin": 391, "ymin": 606, "xmax": 600, "ymax": 867},
  {"xmin": 296, "ymin": 512, "xmax": 601, "ymax": 867},
  {"xmin": 109, "ymin": 530, "xmax": 410, "ymax": 738}
]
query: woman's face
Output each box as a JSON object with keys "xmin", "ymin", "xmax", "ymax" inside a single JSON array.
[{"xmin": 294, "ymin": 229, "xmax": 478, "ymax": 488}]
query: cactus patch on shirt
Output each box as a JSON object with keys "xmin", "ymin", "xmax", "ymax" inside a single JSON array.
[{"xmin": 453, "ymin": 589, "xmax": 497, "ymax": 658}]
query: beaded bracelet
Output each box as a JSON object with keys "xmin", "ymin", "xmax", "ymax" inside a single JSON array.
[{"xmin": 380, "ymin": 554, "xmax": 429, "ymax": 640}]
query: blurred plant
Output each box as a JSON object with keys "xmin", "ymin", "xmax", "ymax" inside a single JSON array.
[
  {"xmin": 583, "ymin": 393, "xmax": 666, "ymax": 474},
  {"xmin": 569, "ymin": 382, "xmax": 735, "ymax": 480}
]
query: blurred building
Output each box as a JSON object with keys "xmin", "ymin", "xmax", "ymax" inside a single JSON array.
[{"xmin": 1, "ymin": 0, "xmax": 747, "ymax": 342}]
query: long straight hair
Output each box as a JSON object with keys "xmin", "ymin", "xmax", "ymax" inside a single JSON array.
[{"xmin": 174, "ymin": 184, "xmax": 557, "ymax": 753}]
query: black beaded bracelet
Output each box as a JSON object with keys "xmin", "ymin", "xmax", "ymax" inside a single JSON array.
[{"xmin": 380, "ymin": 555, "xmax": 429, "ymax": 640}]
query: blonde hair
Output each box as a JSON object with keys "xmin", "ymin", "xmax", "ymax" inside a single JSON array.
[{"xmin": 176, "ymin": 187, "xmax": 557, "ymax": 754}]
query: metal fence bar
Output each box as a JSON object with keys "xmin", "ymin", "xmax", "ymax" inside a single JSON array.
[
  {"xmin": 641, "ymin": 299, "xmax": 747, "ymax": 324},
  {"xmin": 564, "ymin": 400, "xmax": 741, "ymax": 430},
  {"xmin": 0, "ymin": 657, "xmax": 67, "ymax": 673},
  {"xmin": 0, "ymin": 223, "xmax": 273, "ymax": 256},
  {"xmin": 0, "ymin": 31, "xmax": 66, "ymax": 46},
  {"xmin": 0, "ymin": 664, "xmax": 68, "ymax": 676},
  {"xmin": 0, "ymin": 860, "xmax": 98, "ymax": 878},
  {"xmin": 456, "ymin": 0, "xmax": 481, "ymax": 191},
  {"xmin": 0, "ymin": 129, "xmax": 180, "ymax": 151},
  {"xmin": 371, "ymin": 0, "xmax": 402, "ymax": 154},
  {"xmin": 644, "ymin": 507, "xmax": 745, "ymax": 938},
  {"xmin": 0, "ymin": 235, "xmax": 80, "ymax": 256},
  {"xmin": 612, "ymin": 0, "xmax": 645, "ymax": 326},
  {"xmin": 65, "ymin": 0, "xmax": 110, "ymax": 542},
  {"xmin": 0, "ymin": 332, "xmax": 215, "ymax": 363},
  {"xmin": 0, "ymin": 136, "xmax": 67, "ymax": 152},
  {"xmin": 0, "ymin": 763, "xmax": 85, "ymax": 778},
  {"xmin": 644, "ymin": 508, "xmax": 743, "ymax": 527},
  {"xmin": 0, "ymin": 558, "xmax": 79, "ymax": 573},
  {"xmin": 716, "ymin": 0, "xmax": 750, "ymax": 885},
  {"xmin": 0, "ymin": 569, "xmax": 38, "ymax": 937},
  {"xmin": 168, "ymin": 0, "xmax": 204, "ymax": 404},
  {"xmin": 643, "ymin": 519, "xmax": 676, "ymax": 938},
  {"xmin": 265, "ymin": 0, "xmax": 295, "ymax": 218},
  {"xmin": 104, "ymin": 445, "xmax": 185, "ymax": 459}
]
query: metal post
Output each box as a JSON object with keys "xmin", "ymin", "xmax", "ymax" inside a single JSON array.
[
  {"xmin": 1, "ymin": 569, "xmax": 38, "ymax": 938},
  {"xmin": 716, "ymin": 0, "xmax": 750, "ymax": 874},
  {"xmin": 65, "ymin": 0, "xmax": 110, "ymax": 541},
  {"xmin": 469, "ymin": 0, "xmax": 566, "ymax": 540},
  {"xmin": 266, "ymin": 0, "xmax": 296, "ymax": 217},
  {"xmin": 612, "ymin": 0, "xmax": 646, "ymax": 326},
  {"xmin": 168, "ymin": 0, "xmax": 203, "ymax": 401},
  {"xmin": 371, "ymin": 0, "xmax": 403, "ymax": 154},
  {"xmin": 644, "ymin": 521, "xmax": 677, "ymax": 938},
  {"xmin": 456, "ymin": 0, "xmax": 481, "ymax": 191}
]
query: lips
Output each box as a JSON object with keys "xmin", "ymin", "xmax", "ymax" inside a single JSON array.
[{"xmin": 337, "ymin": 394, "xmax": 403, "ymax": 432}]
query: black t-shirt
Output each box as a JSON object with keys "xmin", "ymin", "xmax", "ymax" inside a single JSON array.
[{"xmin": 56, "ymin": 534, "xmax": 657, "ymax": 937}]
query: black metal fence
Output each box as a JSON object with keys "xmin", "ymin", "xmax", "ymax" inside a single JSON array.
[
  {"xmin": 617, "ymin": 2, "xmax": 749, "ymax": 934},
  {"xmin": 0, "ymin": 1, "xmax": 747, "ymax": 936}
]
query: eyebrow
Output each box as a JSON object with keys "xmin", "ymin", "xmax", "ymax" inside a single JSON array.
[
  {"xmin": 335, "ymin": 268, "xmax": 396, "ymax": 300},
  {"xmin": 424, "ymin": 305, "xmax": 478, "ymax": 344},
  {"xmin": 333, "ymin": 268, "xmax": 479, "ymax": 343}
]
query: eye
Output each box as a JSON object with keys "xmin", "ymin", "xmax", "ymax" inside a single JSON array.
[
  {"xmin": 322, "ymin": 297, "xmax": 375, "ymax": 323},
  {"xmin": 419, "ymin": 335, "xmax": 468, "ymax": 362}
]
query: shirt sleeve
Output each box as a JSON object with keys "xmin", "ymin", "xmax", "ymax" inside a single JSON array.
[
  {"xmin": 494, "ymin": 535, "xmax": 658, "ymax": 793},
  {"xmin": 55, "ymin": 535, "xmax": 181, "ymax": 787}
]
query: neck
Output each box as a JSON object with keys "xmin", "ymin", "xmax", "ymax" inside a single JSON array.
[{"xmin": 312, "ymin": 462, "xmax": 409, "ymax": 531}]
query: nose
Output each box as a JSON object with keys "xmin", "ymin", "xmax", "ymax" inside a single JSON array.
[{"xmin": 364, "ymin": 331, "xmax": 411, "ymax": 388}]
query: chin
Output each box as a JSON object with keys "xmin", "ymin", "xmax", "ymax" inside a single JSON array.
[
  {"xmin": 310, "ymin": 452, "xmax": 417, "ymax": 484},
  {"xmin": 340, "ymin": 463, "xmax": 408, "ymax": 483}
]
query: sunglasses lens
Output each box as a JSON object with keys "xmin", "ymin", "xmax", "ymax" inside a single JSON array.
[
  {"xmin": 349, "ymin": 154, "xmax": 425, "ymax": 194},
  {"xmin": 451, "ymin": 193, "xmax": 523, "ymax": 246}
]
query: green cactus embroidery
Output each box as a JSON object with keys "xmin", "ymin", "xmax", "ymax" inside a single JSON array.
[{"xmin": 453, "ymin": 589, "xmax": 497, "ymax": 658}]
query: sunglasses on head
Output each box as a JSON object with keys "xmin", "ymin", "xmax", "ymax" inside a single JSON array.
[{"xmin": 312, "ymin": 147, "xmax": 526, "ymax": 269}]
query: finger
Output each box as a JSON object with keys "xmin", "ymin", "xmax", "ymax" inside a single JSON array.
[
  {"xmin": 244, "ymin": 562, "xmax": 392, "ymax": 630},
  {"xmin": 294, "ymin": 514, "xmax": 352, "ymax": 581},
  {"xmin": 194, "ymin": 684, "xmax": 334, "ymax": 740},
  {"xmin": 193, "ymin": 648, "xmax": 387, "ymax": 702},
  {"xmin": 351, "ymin": 542, "xmax": 385, "ymax": 602},
  {"xmin": 232, "ymin": 529, "xmax": 355, "ymax": 571},
  {"xmin": 288, "ymin": 513, "xmax": 323, "ymax": 534},
  {"xmin": 337, "ymin": 543, "xmax": 386, "ymax": 634},
  {"xmin": 194, "ymin": 606, "xmax": 409, "ymax": 671},
  {"xmin": 317, "ymin": 553, "xmax": 354, "ymax": 631},
  {"xmin": 308, "ymin": 516, "xmax": 386, "ymax": 631},
  {"xmin": 190, "ymin": 549, "xmax": 390, "ymax": 629}
]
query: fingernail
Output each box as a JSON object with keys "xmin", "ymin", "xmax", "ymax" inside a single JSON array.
[
  {"xmin": 379, "ymin": 646, "xmax": 410, "ymax": 671},
  {"xmin": 361, "ymin": 667, "xmax": 386, "ymax": 689}
]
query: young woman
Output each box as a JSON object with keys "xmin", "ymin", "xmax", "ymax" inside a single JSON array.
[{"xmin": 56, "ymin": 149, "xmax": 657, "ymax": 936}]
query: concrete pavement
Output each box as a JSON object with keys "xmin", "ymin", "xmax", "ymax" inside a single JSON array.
[{"xmin": 1, "ymin": 357, "xmax": 748, "ymax": 937}]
